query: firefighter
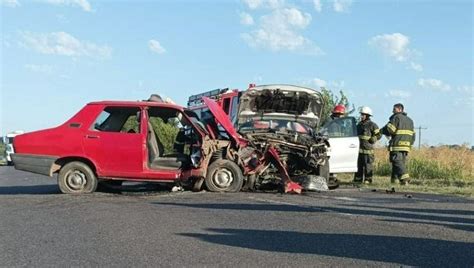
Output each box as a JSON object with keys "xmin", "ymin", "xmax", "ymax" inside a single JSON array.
[
  {"xmin": 327, "ymin": 104, "xmax": 346, "ymax": 137},
  {"xmin": 381, "ymin": 103, "xmax": 415, "ymax": 185},
  {"xmin": 353, "ymin": 106, "xmax": 382, "ymax": 184},
  {"xmin": 331, "ymin": 104, "xmax": 346, "ymax": 119}
]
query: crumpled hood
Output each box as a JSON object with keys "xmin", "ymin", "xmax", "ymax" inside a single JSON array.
[{"xmin": 237, "ymin": 84, "xmax": 324, "ymax": 128}]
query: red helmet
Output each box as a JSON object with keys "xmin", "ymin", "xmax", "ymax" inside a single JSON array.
[{"xmin": 332, "ymin": 104, "xmax": 346, "ymax": 115}]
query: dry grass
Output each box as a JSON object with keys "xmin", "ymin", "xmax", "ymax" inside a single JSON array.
[{"xmin": 338, "ymin": 146, "xmax": 474, "ymax": 197}]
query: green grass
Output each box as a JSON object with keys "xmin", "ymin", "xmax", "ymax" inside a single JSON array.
[{"xmin": 0, "ymin": 143, "xmax": 5, "ymax": 166}]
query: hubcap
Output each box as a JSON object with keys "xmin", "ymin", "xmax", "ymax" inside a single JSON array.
[
  {"xmin": 66, "ymin": 170, "xmax": 87, "ymax": 190},
  {"xmin": 213, "ymin": 168, "xmax": 234, "ymax": 188}
]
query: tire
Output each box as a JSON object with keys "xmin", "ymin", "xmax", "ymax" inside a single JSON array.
[
  {"xmin": 205, "ymin": 159, "xmax": 244, "ymax": 192},
  {"xmin": 317, "ymin": 159, "xmax": 330, "ymax": 182},
  {"xmin": 58, "ymin": 161, "xmax": 98, "ymax": 194},
  {"xmin": 318, "ymin": 160, "xmax": 339, "ymax": 190}
]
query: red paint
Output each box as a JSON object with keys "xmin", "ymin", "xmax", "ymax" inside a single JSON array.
[
  {"xmin": 13, "ymin": 101, "xmax": 195, "ymax": 181},
  {"xmin": 202, "ymin": 97, "xmax": 247, "ymax": 146},
  {"xmin": 267, "ymin": 146, "xmax": 302, "ymax": 194}
]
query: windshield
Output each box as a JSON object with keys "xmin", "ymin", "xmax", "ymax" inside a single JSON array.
[
  {"xmin": 239, "ymin": 119, "xmax": 312, "ymax": 134},
  {"xmin": 184, "ymin": 110, "xmax": 208, "ymax": 135}
]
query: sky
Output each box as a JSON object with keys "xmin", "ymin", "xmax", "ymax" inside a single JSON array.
[{"xmin": 1, "ymin": 0, "xmax": 473, "ymax": 146}]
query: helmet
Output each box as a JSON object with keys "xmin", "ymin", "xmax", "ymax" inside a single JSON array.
[
  {"xmin": 360, "ymin": 106, "xmax": 373, "ymax": 116},
  {"xmin": 332, "ymin": 104, "xmax": 346, "ymax": 115}
]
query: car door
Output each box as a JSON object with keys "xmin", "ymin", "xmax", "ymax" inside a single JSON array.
[
  {"xmin": 321, "ymin": 116, "xmax": 359, "ymax": 173},
  {"xmin": 83, "ymin": 106, "xmax": 145, "ymax": 177}
]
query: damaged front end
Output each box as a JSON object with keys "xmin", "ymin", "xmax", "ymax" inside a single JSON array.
[
  {"xmin": 200, "ymin": 84, "xmax": 330, "ymax": 194},
  {"xmin": 236, "ymin": 85, "xmax": 330, "ymax": 192}
]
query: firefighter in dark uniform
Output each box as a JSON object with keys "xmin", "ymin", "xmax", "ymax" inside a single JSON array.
[
  {"xmin": 326, "ymin": 104, "xmax": 346, "ymax": 137},
  {"xmin": 354, "ymin": 106, "xmax": 382, "ymax": 184},
  {"xmin": 381, "ymin": 103, "xmax": 415, "ymax": 185}
]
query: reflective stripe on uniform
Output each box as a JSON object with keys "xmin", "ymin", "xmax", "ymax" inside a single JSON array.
[
  {"xmin": 389, "ymin": 146, "xmax": 411, "ymax": 152},
  {"xmin": 401, "ymin": 174, "xmax": 410, "ymax": 180},
  {"xmin": 398, "ymin": 141, "xmax": 411, "ymax": 146},
  {"xmin": 396, "ymin": 130, "xmax": 414, "ymax": 135},
  {"xmin": 387, "ymin": 123, "xmax": 397, "ymax": 132},
  {"xmin": 374, "ymin": 128, "xmax": 380, "ymax": 134},
  {"xmin": 359, "ymin": 149, "xmax": 374, "ymax": 154},
  {"xmin": 359, "ymin": 135, "xmax": 371, "ymax": 140}
]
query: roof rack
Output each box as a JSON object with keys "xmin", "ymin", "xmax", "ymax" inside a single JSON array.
[{"xmin": 187, "ymin": 88, "xmax": 229, "ymax": 107}]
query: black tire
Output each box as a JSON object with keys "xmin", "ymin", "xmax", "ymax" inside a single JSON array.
[
  {"xmin": 318, "ymin": 159, "xmax": 330, "ymax": 182},
  {"xmin": 205, "ymin": 159, "xmax": 244, "ymax": 192},
  {"xmin": 58, "ymin": 161, "xmax": 98, "ymax": 194},
  {"xmin": 319, "ymin": 159, "xmax": 339, "ymax": 190}
]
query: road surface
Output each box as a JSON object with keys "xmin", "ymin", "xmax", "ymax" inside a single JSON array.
[{"xmin": 0, "ymin": 166, "xmax": 473, "ymax": 267}]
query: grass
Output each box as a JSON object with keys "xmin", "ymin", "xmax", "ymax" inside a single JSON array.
[
  {"xmin": 338, "ymin": 146, "xmax": 474, "ymax": 197},
  {"xmin": 0, "ymin": 143, "xmax": 5, "ymax": 166}
]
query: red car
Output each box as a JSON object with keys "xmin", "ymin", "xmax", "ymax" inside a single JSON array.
[{"xmin": 12, "ymin": 95, "xmax": 320, "ymax": 194}]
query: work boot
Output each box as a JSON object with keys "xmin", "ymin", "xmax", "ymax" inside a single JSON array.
[{"xmin": 364, "ymin": 178, "xmax": 373, "ymax": 184}]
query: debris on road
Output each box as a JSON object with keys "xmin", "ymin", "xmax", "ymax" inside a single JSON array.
[{"xmin": 386, "ymin": 187, "xmax": 396, "ymax": 194}]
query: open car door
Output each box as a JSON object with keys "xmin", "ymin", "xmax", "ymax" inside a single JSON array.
[{"xmin": 321, "ymin": 116, "xmax": 359, "ymax": 173}]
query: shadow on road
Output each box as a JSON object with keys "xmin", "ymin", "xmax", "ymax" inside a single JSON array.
[
  {"xmin": 0, "ymin": 185, "xmax": 60, "ymax": 195},
  {"xmin": 0, "ymin": 181, "xmax": 174, "ymax": 195},
  {"xmin": 346, "ymin": 203, "xmax": 474, "ymax": 216},
  {"xmin": 155, "ymin": 202, "xmax": 474, "ymax": 226},
  {"xmin": 381, "ymin": 219, "xmax": 474, "ymax": 233},
  {"xmin": 155, "ymin": 202, "xmax": 321, "ymax": 213},
  {"xmin": 179, "ymin": 228, "xmax": 474, "ymax": 267}
]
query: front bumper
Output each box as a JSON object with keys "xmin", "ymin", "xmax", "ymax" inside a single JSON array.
[{"xmin": 11, "ymin": 154, "xmax": 58, "ymax": 176}]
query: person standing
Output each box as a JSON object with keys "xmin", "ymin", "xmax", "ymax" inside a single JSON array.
[
  {"xmin": 353, "ymin": 106, "xmax": 382, "ymax": 184},
  {"xmin": 381, "ymin": 103, "xmax": 415, "ymax": 185},
  {"xmin": 326, "ymin": 104, "xmax": 346, "ymax": 137}
]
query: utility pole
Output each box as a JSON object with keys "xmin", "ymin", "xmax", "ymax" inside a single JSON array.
[{"xmin": 416, "ymin": 126, "xmax": 427, "ymax": 149}]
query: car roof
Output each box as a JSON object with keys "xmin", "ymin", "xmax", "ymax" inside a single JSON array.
[{"xmin": 88, "ymin": 100, "xmax": 186, "ymax": 111}]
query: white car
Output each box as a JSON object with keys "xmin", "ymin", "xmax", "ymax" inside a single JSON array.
[
  {"xmin": 4, "ymin": 131, "xmax": 24, "ymax": 165},
  {"xmin": 320, "ymin": 117, "xmax": 360, "ymax": 174}
]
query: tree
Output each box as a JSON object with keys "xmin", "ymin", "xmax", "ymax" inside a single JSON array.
[
  {"xmin": 121, "ymin": 114, "xmax": 180, "ymax": 155},
  {"xmin": 320, "ymin": 87, "xmax": 355, "ymax": 126},
  {"xmin": 149, "ymin": 117, "xmax": 179, "ymax": 154}
]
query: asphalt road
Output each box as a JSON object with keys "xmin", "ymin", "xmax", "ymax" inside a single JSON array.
[{"xmin": 0, "ymin": 166, "xmax": 473, "ymax": 267}]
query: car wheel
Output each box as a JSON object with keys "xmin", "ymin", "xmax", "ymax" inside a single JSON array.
[
  {"xmin": 205, "ymin": 159, "xmax": 244, "ymax": 192},
  {"xmin": 58, "ymin": 161, "xmax": 98, "ymax": 194},
  {"xmin": 318, "ymin": 159, "xmax": 330, "ymax": 179}
]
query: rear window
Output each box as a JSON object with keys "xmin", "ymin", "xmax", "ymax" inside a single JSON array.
[{"xmin": 91, "ymin": 107, "xmax": 141, "ymax": 133}]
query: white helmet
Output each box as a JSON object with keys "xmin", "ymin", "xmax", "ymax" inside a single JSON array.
[{"xmin": 360, "ymin": 106, "xmax": 373, "ymax": 116}]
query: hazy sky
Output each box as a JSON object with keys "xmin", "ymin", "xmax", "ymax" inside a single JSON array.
[{"xmin": 1, "ymin": 0, "xmax": 473, "ymax": 145}]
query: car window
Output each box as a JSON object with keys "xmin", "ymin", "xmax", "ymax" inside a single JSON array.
[
  {"xmin": 320, "ymin": 117, "xmax": 357, "ymax": 138},
  {"xmin": 230, "ymin": 96, "xmax": 239, "ymax": 125},
  {"xmin": 91, "ymin": 107, "xmax": 141, "ymax": 133}
]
